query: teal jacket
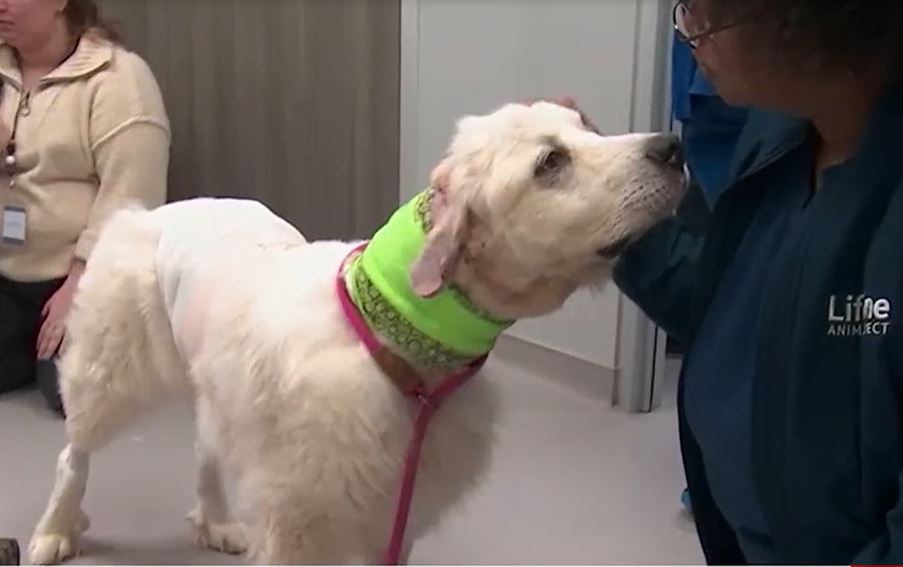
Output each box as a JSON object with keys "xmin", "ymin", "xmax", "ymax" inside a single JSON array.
[{"xmin": 615, "ymin": 88, "xmax": 903, "ymax": 564}]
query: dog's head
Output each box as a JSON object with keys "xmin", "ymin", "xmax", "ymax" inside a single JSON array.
[{"xmin": 410, "ymin": 102, "xmax": 687, "ymax": 319}]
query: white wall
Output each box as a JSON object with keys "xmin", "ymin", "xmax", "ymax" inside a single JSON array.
[{"xmin": 400, "ymin": 0, "xmax": 669, "ymax": 372}]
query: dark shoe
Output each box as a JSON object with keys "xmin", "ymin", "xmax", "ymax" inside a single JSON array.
[
  {"xmin": 0, "ymin": 538, "xmax": 19, "ymax": 565},
  {"xmin": 36, "ymin": 358, "xmax": 65, "ymax": 418}
]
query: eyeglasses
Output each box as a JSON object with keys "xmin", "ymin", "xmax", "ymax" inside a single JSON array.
[{"xmin": 673, "ymin": 0, "xmax": 761, "ymax": 48}]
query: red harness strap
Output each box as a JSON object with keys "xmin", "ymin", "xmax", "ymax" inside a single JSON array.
[{"xmin": 335, "ymin": 244, "xmax": 485, "ymax": 565}]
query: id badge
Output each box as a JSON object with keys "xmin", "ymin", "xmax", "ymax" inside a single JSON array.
[{"xmin": 2, "ymin": 205, "xmax": 26, "ymax": 245}]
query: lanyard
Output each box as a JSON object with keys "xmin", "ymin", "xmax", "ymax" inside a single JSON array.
[
  {"xmin": 4, "ymin": 90, "xmax": 31, "ymax": 176},
  {"xmin": 3, "ymin": 40, "xmax": 79, "ymax": 177}
]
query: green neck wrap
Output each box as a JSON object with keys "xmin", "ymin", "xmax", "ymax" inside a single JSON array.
[{"xmin": 346, "ymin": 190, "xmax": 513, "ymax": 370}]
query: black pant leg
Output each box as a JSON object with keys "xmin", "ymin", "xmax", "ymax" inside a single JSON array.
[{"xmin": 0, "ymin": 275, "xmax": 65, "ymax": 403}]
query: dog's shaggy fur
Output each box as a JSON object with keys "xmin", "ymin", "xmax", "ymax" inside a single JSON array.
[{"xmin": 28, "ymin": 102, "xmax": 685, "ymax": 565}]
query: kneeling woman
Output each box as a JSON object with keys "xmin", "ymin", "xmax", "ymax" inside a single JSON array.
[{"xmin": 0, "ymin": 0, "xmax": 170, "ymax": 415}]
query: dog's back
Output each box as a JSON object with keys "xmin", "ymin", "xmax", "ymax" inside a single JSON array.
[
  {"xmin": 59, "ymin": 199, "xmax": 308, "ymax": 442},
  {"xmin": 150, "ymin": 199, "xmax": 306, "ymax": 363}
]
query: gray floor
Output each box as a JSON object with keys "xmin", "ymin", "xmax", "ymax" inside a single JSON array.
[{"xmin": 0, "ymin": 356, "xmax": 701, "ymax": 565}]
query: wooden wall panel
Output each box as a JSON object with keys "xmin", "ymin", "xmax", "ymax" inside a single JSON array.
[{"xmin": 97, "ymin": 0, "xmax": 401, "ymax": 240}]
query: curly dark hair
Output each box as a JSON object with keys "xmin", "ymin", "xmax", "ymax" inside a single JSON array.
[{"xmin": 709, "ymin": 0, "xmax": 903, "ymax": 75}]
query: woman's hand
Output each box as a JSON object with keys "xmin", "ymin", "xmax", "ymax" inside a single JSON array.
[{"xmin": 36, "ymin": 260, "xmax": 85, "ymax": 360}]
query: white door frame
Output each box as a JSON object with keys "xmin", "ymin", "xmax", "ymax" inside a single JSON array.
[{"xmin": 614, "ymin": 0, "xmax": 675, "ymax": 413}]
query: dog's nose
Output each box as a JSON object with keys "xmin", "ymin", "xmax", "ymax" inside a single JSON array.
[{"xmin": 645, "ymin": 134, "xmax": 684, "ymax": 167}]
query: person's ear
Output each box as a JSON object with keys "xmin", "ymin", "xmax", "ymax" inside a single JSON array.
[{"xmin": 410, "ymin": 159, "xmax": 469, "ymax": 298}]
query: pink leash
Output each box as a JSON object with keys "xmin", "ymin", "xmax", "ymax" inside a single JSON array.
[{"xmin": 336, "ymin": 244, "xmax": 486, "ymax": 565}]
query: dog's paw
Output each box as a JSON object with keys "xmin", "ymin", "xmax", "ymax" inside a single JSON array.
[
  {"xmin": 194, "ymin": 522, "xmax": 249, "ymax": 555},
  {"xmin": 28, "ymin": 533, "xmax": 78, "ymax": 565},
  {"xmin": 187, "ymin": 510, "xmax": 248, "ymax": 556}
]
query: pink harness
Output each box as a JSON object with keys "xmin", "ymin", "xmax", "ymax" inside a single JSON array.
[{"xmin": 336, "ymin": 244, "xmax": 486, "ymax": 565}]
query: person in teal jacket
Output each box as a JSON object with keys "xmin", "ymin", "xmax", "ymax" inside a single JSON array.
[{"xmin": 610, "ymin": 0, "xmax": 903, "ymax": 563}]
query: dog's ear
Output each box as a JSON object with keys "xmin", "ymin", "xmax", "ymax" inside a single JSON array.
[{"xmin": 410, "ymin": 160, "xmax": 469, "ymax": 298}]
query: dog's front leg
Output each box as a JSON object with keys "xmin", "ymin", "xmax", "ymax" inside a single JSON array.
[{"xmin": 29, "ymin": 445, "xmax": 91, "ymax": 565}]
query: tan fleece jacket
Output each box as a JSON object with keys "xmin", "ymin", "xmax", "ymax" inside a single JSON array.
[{"xmin": 0, "ymin": 34, "xmax": 170, "ymax": 282}]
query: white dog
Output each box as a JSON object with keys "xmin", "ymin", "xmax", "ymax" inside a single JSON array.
[{"xmin": 28, "ymin": 102, "xmax": 685, "ymax": 565}]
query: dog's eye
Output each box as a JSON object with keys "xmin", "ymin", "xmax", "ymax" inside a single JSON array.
[{"xmin": 534, "ymin": 148, "xmax": 570, "ymax": 179}]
